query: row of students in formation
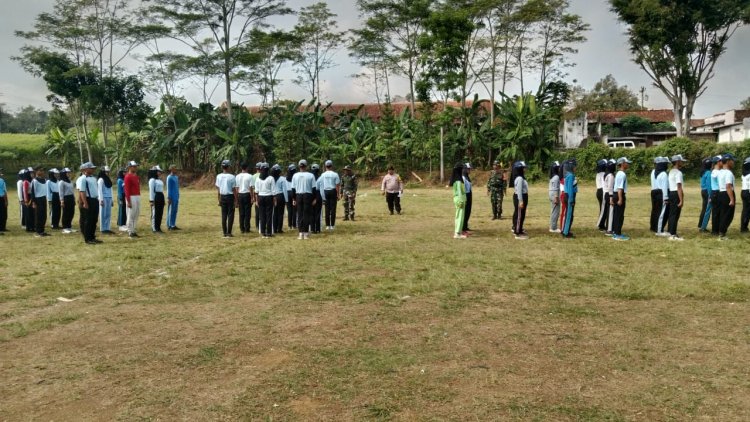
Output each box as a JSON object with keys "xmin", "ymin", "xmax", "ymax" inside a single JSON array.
[
  {"xmin": 215, "ymin": 159, "xmax": 360, "ymax": 239},
  {"xmin": 6, "ymin": 162, "xmax": 181, "ymax": 243}
]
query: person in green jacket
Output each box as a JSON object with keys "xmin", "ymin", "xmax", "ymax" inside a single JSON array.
[{"xmin": 450, "ymin": 163, "xmax": 467, "ymax": 239}]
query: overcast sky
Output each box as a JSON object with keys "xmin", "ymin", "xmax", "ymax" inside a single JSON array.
[{"xmin": 1, "ymin": 0, "xmax": 748, "ymax": 118}]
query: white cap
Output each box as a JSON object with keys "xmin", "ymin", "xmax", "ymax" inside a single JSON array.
[
  {"xmin": 49, "ymin": 168, "xmax": 60, "ymax": 174},
  {"xmin": 616, "ymin": 157, "xmax": 632, "ymax": 165},
  {"xmin": 103, "ymin": 165, "xmax": 111, "ymax": 172},
  {"xmin": 128, "ymin": 160, "xmax": 138, "ymax": 167}
]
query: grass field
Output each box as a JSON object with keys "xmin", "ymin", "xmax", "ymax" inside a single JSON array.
[
  {"xmin": 1, "ymin": 183, "xmax": 749, "ymax": 421},
  {"xmin": 0, "ymin": 133, "xmax": 47, "ymax": 151}
]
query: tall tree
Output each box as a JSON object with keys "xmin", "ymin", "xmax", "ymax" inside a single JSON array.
[
  {"xmin": 573, "ymin": 74, "xmax": 643, "ymax": 112},
  {"xmin": 147, "ymin": 0, "xmax": 293, "ymax": 125},
  {"xmin": 353, "ymin": 0, "xmax": 434, "ymax": 116},
  {"xmin": 610, "ymin": 0, "xmax": 750, "ymax": 136},
  {"xmin": 741, "ymin": 96, "xmax": 750, "ymax": 109},
  {"xmin": 237, "ymin": 29, "xmax": 300, "ymax": 106},
  {"xmin": 292, "ymin": 2, "xmax": 346, "ymax": 102}
]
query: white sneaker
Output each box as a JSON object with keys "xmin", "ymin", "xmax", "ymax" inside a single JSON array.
[
  {"xmin": 304, "ymin": 233, "xmax": 310, "ymax": 239},
  {"xmin": 62, "ymin": 229, "xmax": 72, "ymax": 234},
  {"xmin": 669, "ymin": 235, "xmax": 684, "ymax": 241},
  {"xmin": 549, "ymin": 229, "xmax": 561, "ymax": 233},
  {"xmin": 119, "ymin": 226, "xmax": 128, "ymax": 232},
  {"xmin": 298, "ymin": 233, "xmax": 303, "ymax": 240},
  {"xmin": 656, "ymin": 232, "xmax": 670, "ymax": 237},
  {"xmin": 514, "ymin": 234, "xmax": 528, "ymax": 240},
  {"xmin": 454, "ymin": 233, "xmax": 467, "ymax": 239}
]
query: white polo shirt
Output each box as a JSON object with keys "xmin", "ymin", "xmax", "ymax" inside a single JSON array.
[
  {"xmin": 236, "ymin": 172, "xmax": 253, "ymax": 194},
  {"xmin": 668, "ymin": 169, "xmax": 683, "ymax": 192},
  {"xmin": 215, "ymin": 173, "xmax": 237, "ymax": 195},
  {"xmin": 719, "ymin": 169, "xmax": 734, "ymax": 192},
  {"xmin": 614, "ymin": 171, "xmax": 628, "ymax": 193}
]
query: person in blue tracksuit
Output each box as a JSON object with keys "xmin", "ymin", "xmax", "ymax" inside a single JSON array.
[
  {"xmin": 699, "ymin": 158, "xmax": 712, "ymax": 232},
  {"xmin": 166, "ymin": 165, "xmax": 180, "ymax": 230},
  {"xmin": 561, "ymin": 159, "xmax": 578, "ymax": 238}
]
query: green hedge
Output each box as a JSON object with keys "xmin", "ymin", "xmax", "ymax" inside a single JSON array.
[{"xmin": 554, "ymin": 138, "xmax": 750, "ymax": 181}]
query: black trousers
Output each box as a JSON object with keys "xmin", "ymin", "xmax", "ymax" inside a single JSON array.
[
  {"xmin": 0, "ymin": 198, "xmax": 6, "ymax": 231},
  {"xmin": 220, "ymin": 194, "xmax": 235, "ymax": 235},
  {"xmin": 49, "ymin": 192, "xmax": 61, "ymax": 228},
  {"xmin": 79, "ymin": 197, "xmax": 99, "ymax": 241},
  {"xmin": 649, "ymin": 189, "xmax": 661, "ymax": 232},
  {"xmin": 286, "ymin": 190, "xmax": 296, "ymax": 228},
  {"xmin": 324, "ymin": 190, "xmax": 338, "ymax": 227},
  {"xmin": 386, "ymin": 192, "xmax": 401, "ymax": 214},
  {"xmin": 62, "ymin": 195, "xmax": 76, "ymax": 229},
  {"xmin": 612, "ymin": 194, "xmax": 627, "ymax": 236},
  {"xmin": 152, "ymin": 192, "xmax": 165, "ymax": 232},
  {"xmin": 596, "ymin": 188, "xmax": 603, "ymax": 214},
  {"xmin": 238, "ymin": 192, "xmax": 252, "ymax": 233},
  {"xmin": 273, "ymin": 194, "xmax": 286, "ymax": 233},
  {"xmin": 741, "ymin": 190, "xmax": 750, "ymax": 232},
  {"xmin": 463, "ymin": 192, "xmax": 473, "ymax": 230},
  {"xmin": 668, "ymin": 191, "xmax": 682, "ymax": 236},
  {"xmin": 312, "ymin": 196, "xmax": 322, "ymax": 232},
  {"xmin": 33, "ymin": 197, "xmax": 47, "ymax": 234},
  {"xmin": 258, "ymin": 195, "xmax": 274, "ymax": 236},
  {"xmin": 24, "ymin": 202, "xmax": 35, "ymax": 232},
  {"xmin": 699, "ymin": 189, "xmax": 708, "ymax": 228},
  {"xmin": 512, "ymin": 193, "xmax": 528, "ymax": 235},
  {"xmin": 598, "ymin": 192, "xmax": 610, "ymax": 230},
  {"xmin": 711, "ymin": 191, "xmax": 721, "ymax": 234},
  {"xmin": 20, "ymin": 200, "xmax": 25, "ymax": 227},
  {"xmin": 296, "ymin": 193, "xmax": 313, "ymax": 233},
  {"xmin": 718, "ymin": 191, "xmax": 735, "ymax": 235}
]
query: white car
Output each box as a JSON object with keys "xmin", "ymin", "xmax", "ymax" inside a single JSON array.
[{"xmin": 607, "ymin": 140, "xmax": 636, "ymax": 149}]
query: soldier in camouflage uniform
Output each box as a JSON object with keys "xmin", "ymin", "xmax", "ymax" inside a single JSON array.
[
  {"xmin": 487, "ymin": 160, "xmax": 507, "ymax": 219},
  {"xmin": 341, "ymin": 165, "xmax": 358, "ymax": 221}
]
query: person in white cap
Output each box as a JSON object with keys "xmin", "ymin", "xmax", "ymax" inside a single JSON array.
[
  {"xmin": 46, "ymin": 168, "xmax": 61, "ymax": 229},
  {"xmin": 0, "ymin": 168, "xmax": 6, "ymax": 233},
  {"xmin": 319, "ymin": 160, "xmax": 341, "ymax": 231},
  {"xmin": 30, "ymin": 166, "xmax": 50, "ymax": 237},
  {"xmin": 717, "ymin": 153, "xmax": 737, "ymax": 240},
  {"xmin": 148, "ymin": 165, "xmax": 166, "ymax": 233},
  {"xmin": 97, "ymin": 166, "xmax": 115, "ymax": 234},
  {"xmin": 462, "ymin": 163, "xmax": 473, "ymax": 233},
  {"xmin": 236, "ymin": 162, "xmax": 254, "ymax": 234},
  {"xmin": 124, "ymin": 160, "xmax": 142, "ymax": 238},
  {"xmin": 667, "ymin": 155, "xmax": 685, "ymax": 240},
  {"xmin": 76, "ymin": 162, "xmax": 101, "ymax": 244},
  {"xmin": 611, "ymin": 157, "xmax": 631, "ymax": 241},
  {"xmin": 58, "ymin": 168, "xmax": 76, "ymax": 233},
  {"xmin": 290, "ymin": 159, "xmax": 317, "ymax": 239},
  {"xmin": 17, "ymin": 169, "xmax": 26, "ymax": 228},
  {"xmin": 654, "ymin": 157, "xmax": 670, "ymax": 237},
  {"xmin": 216, "ymin": 160, "xmax": 238, "ymax": 238}
]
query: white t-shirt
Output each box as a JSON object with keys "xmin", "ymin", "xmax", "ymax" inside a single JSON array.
[
  {"xmin": 668, "ymin": 169, "xmax": 683, "ymax": 192},
  {"xmin": 254, "ymin": 175, "xmax": 277, "ymax": 196},
  {"xmin": 604, "ymin": 173, "xmax": 615, "ymax": 195},
  {"xmin": 596, "ymin": 172, "xmax": 605, "ymax": 189},
  {"xmin": 742, "ymin": 174, "xmax": 750, "ymax": 191},
  {"xmin": 719, "ymin": 169, "xmax": 735, "ymax": 192},
  {"xmin": 236, "ymin": 172, "xmax": 253, "ymax": 194},
  {"xmin": 215, "ymin": 173, "xmax": 236, "ymax": 195}
]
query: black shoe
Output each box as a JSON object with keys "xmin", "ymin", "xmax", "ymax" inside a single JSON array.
[
  {"xmin": 86, "ymin": 240, "xmax": 98, "ymax": 245},
  {"xmin": 343, "ymin": 217, "xmax": 349, "ymax": 221},
  {"xmin": 41, "ymin": 232, "xmax": 51, "ymax": 237},
  {"xmin": 94, "ymin": 239, "xmax": 103, "ymax": 243},
  {"xmin": 129, "ymin": 233, "xmax": 139, "ymax": 238},
  {"xmin": 171, "ymin": 226, "xmax": 181, "ymax": 230}
]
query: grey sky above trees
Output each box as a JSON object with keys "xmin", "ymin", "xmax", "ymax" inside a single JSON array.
[{"xmin": 1, "ymin": 0, "xmax": 748, "ymax": 117}]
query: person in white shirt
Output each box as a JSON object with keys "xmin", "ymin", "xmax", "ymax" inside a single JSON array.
[
  {"xmin": 235, "ymin": 163, "xmax": 254, "ymax": 233},
  {"xmin": 76, "ymin": 162, "xmax": 101, "ymax": 244},
  {"xmin": 381, "ymin": 166, "xmax": 403, "ymax": 215},
  {"xmin": 47, "ymin": 168, "xmax": 61, "ymax": 229},
  {"xmin": 595, "ymin": 159, "xmax": 606, "ymax": 225},
  {"xmin": 290, "ymin": 160, "xmax": 317, "ymax": 240},
  {"xmin": 58, "ymin": 168, "xmax": 76, "ymax": 233},
  {"xmin": 97, "ymin": 166, "xmax": 115, "ymax": 234},
  {"xmin": 717, "ymin": 154, "xmax": 736, "ymax": 239},
  {"xmin": 611, "ymin": 157, "xmax": 631, "ymax": 241},
  {"xmin": 710, "ymin": 156, "xmax": 723, "ymax": 235},
  {"xmin": 512, "ymin": 161, "xmax": 529, "ymax": 239},
  {"xmin": 215, "ymin": 160, "xmax": 238, "ymax": 238},
  {"xmin": 271, "ymin": 164, "xmax": 288, "ymax": 234},
  {"xmin": 741, "ymin": 157, "xmax": 750, "ymax": 233},
  {"xmin": 17, "ymin": 169, "xmax": 26, "ymax": 228},
  {"xmin": 319, "ymin": 160, "xmax": 341, "ymax": 231},
  {"xmin": 254, "ymin": 162, "xmax": 278, "ymax": 238},
  {"xmin": 148, "ymin": 166, "xmax": 166, "ymax": 234},
  {"xmin": 654, "ymin": 157, "xmax": 670, "ymax": 236},
  {"xmin": 30, "ymin": 166, "xmax": 50, "ymax": 237},
  {"xmin": 649, "ymin": 157, "xmax": 663, "ymax": 233},
  {"xmin": 602, "ymin": 159, "xmax": 616, "ymax": 235},
  {"xmin": 667, "ymin": 155, "xmax": 685, "ymax": 240}
]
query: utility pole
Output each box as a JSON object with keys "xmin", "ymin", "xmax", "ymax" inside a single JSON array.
[{"xmin": 639, "ymin": 87, "xmax": 648, "ymax": 109}]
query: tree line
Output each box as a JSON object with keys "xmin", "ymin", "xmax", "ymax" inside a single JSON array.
[{"xmin": 13, "ymin": 0, "xmax": 750, "ymax": 178}]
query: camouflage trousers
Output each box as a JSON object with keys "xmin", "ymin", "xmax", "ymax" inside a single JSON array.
[
  {"xmin": 343, "ymin": 191, "xmax": 356, "ymax": 220},
  {"xmin": 490, "ymin": 190, "xmax": 505, "ymax": 218}
]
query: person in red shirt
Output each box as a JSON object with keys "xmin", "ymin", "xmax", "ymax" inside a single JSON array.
[
  {"xmin": 124, "ymin": 161, "xmax": 141, "ymax": 238},
  {"xmin": 23, "ymin": 168, "xmax": 35, "ymax": 232}
]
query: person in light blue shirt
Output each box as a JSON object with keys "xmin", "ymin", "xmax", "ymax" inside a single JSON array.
[
  {"xmin": 319, "ymin": 160, "xmax": 341, "ymax": 230},
  {"xmin": 97, "ymin": 166, "xmax": 115, "ymax": 234},
  {"xmin": 47, "ymin": 168, "xmax": 61, "ymax": 229},
  {"xmin": 166, "ymin": 164, "xmax": 180, "ymax": 230},
  {"xmin": 611, "ymin": 157, "xmax": 631, "ymax": 241},
  {"xmin": 271, "ymin": 164, "xmax": 288, "ymax": 234},
  {"xmin": 699, "ymin": 158, "xmax": 712, "ymax": 231},
  {"xmin": 30, "ymin": 166, "xmax": 50, "ymax": 237},
  {"xmin": 0, "ymin": 168, "xmax": 7, "ymax": 233},
  {"xmin": 290, "ymin": 160, "xmax": 317, "ymax": 239},
  {"xmin": 215, "ymin": 160, "xmax": 238, "ymax": 238},
  {"xmin": 561, "ymin": 159, "xmax": 578, "ymax": 238}
]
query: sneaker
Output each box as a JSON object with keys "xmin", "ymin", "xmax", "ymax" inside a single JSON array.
[
  {"xmin": 119, "ymin": 226, "xmax": 128, "ymax": 232},
  {"xmin": 303, "ymin": 233, "xmax": 310, "ymax": 239},
  {"xmin": 461, "ymin": 231, "xmax": 471, "ymax": 237},
  {"xmin": 655, "ymin": 232, "xmax": 670, "ymax": 237},
  {"xmin": 669, "ymin": 235, "xmax": 684, "ymax": 241},
  {"xmin": 34, "ymin": 233, "xmax": 43, "ymax": 238},
  {"xmin": 453, "ymin": 233, "xmax": 467, "ymax": 239},
  {"xmin": 514, "ymin": 234, "xmax": 528, "ymax": 240},
  {"xmin": 562, "ymin": 233, "xmax": 575, "ymax": 239},
  {"xmin": 86, "ymin": 240, "xmax": 98, "ymax": 245},
  {"xmin": 171, "ymin": 226, "xmax": 181, "ymax": 230},
  {"xmin": 719, "ymin": 236, "xmax": 729, "ymax": 241},
  {"xmin": 298, "ymin": 233, "xmax": 304, "ymax": 240},
  {"xmin": 613, "ymin": 234, "xmax": 630, "ymax": 241},
  {"xmin": 549, "ymin": 228, "xmax": 561, "ymax": 233},
  {"xmin": 604, "ymin": 231, "xmax": 613, "ymax": 236}
]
